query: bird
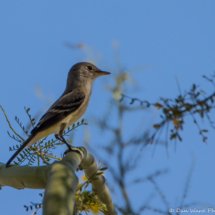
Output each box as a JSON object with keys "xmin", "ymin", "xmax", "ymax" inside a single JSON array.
[{"xmin": 6, "ymin": 62, "xmax": 110, "ymax": 167}]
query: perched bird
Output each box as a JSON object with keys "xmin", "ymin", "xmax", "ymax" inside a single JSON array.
[{"xmin": 6, "ymin": 62, "xmax": 110, "ymax": 167}]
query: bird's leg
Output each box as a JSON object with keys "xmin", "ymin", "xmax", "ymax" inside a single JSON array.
[
  {"xmin": 55, "ymin": 134, "xmax": 73, "ymax": 151},
  {"xmin": 55, "ymin": 123, "xmax": 73, "ymax": 151},
  {"xmin": 60, "ymin": 136, "xmax": 73, "ymax": 151},
  {"xmin": 56, "ymin": 123, "xmax": 84, "ymax": 157},
  {"xmin": 55, "ymin": 134, "xmax": 63, "ymax": 143}
]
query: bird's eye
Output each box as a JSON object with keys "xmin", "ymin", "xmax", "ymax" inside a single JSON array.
[{"xmin": 88, "ymin": 66, "xmax": 92, "ymax": 70}]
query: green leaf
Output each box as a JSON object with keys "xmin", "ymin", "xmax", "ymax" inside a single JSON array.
[
  {"xmin": 192, "ymin": 84, "xmax": 196, "ymax": 91},
  {"xmin": 153, "ymin": 124, "xmax": 160, "ymax": 129},
  {"xmin": 177, "ymin": 133, "xmax": 182, "ymax": 141},
  {"xmin": 202, "ymin": 129, "xmax": 208, "ymax": 133},
  {"xmin": 170, "ymin": 133, "xmax": 177, "ymax": 140},
  {"xmin": 96, "ymin": 172, "xmax": 103, "ymax": 175},
  {"xmin": 130, "ymin": 99, "xmax": 135, "ymax": 105},
  {"xmin": 100, "ymin": 167, "xmax": 108, "ymax": 171},
  {"xmin": 154, "ymin": 102, "xmax": 163, "ymax": 109}
]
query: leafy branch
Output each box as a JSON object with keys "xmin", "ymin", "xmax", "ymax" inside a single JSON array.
[
  {"xmin": 1, "ymin": 105, "xmax": 108, "ymax": 214},
  {"xmin": 120, "ymin": 74, "xmax": 215, "ymax": 144},
  {"xmin": 0, "ymin": 106, "xmax": 87, "ymax": 166}
]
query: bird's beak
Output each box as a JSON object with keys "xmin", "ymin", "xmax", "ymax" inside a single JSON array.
[{"xmin": 97, "ymin": 70, "xmax": 111, "ymax": 76}]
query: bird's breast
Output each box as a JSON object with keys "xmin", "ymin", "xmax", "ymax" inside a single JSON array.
[{"xmin": 66, "ymin": 92, "xmax": 91, "ymax": 128}]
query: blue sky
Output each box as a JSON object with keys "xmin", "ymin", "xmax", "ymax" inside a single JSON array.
[{"xmin": 0, "ymin": 1, "xmax": 215, "ymax": 215}]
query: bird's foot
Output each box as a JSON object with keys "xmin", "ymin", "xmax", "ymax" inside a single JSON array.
[
  {"xmin": 55, "ymin": 134, "xmax": 84, "ymax": 157},
  {"xmin": 64, "ymin": 146, "xmax": 84, "ymax": 157}
]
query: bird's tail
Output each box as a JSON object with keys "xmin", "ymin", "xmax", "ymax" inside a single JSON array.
[{"xmin": 6, "ymin": 134, "xmax": 36, "ymax": 167}]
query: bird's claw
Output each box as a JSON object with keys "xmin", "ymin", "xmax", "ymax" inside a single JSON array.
[{"xmin": 64, "ymin": 146, "xmax": 84, "ymax": 157}]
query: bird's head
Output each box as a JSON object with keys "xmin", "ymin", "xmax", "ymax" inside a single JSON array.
[{"xmin": 67, "ymin": 62, "xmax": 110, "ymax": 87}]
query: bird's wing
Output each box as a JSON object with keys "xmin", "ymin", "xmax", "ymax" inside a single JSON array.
[{"xmin": 31, "ymin": 89, "xmax": 85, "ymax": 134}]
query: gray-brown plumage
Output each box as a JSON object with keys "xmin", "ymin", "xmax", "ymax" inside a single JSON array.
[{"xmin": 6, "ymin": 62, "xmax": 110, "ymax": 167}]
